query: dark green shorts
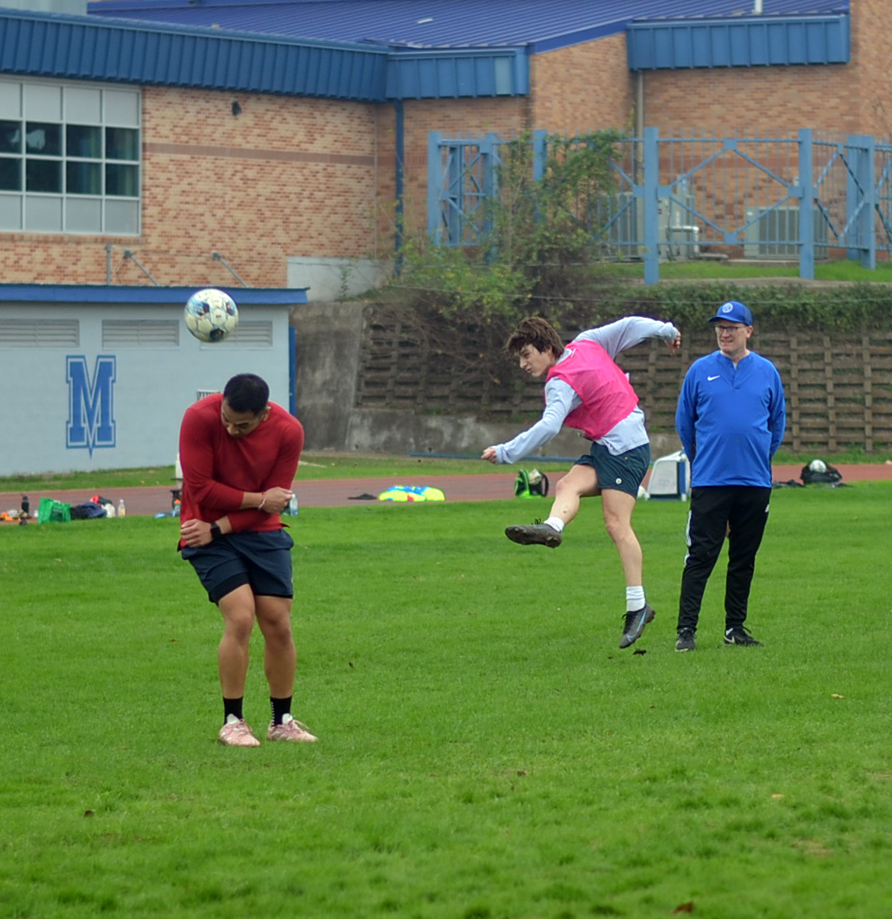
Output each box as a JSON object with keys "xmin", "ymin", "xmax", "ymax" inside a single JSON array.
[{"xmin": 574, "ymin": 441, "xmax": 651, "ymax": 497}]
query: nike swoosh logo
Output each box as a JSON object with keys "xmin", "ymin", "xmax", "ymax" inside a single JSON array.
[{"xmin": 707, "ymin": 375, "xmax": 720, "ymax": 381}]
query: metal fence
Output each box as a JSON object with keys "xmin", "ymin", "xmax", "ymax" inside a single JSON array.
[{"xmin": 428, "ymin": 128, "xmax": 892, "ymax": 284}]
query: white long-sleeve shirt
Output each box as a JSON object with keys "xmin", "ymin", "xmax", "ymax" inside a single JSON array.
[{"xmin": 492, "ymin": 317, "xmax": 679, "ymax": 464}]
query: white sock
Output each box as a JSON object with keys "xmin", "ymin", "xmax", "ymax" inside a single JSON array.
[
  {"xmin": 544, "ymin": 516, "xmax": 565, "ymax": 533},
  {"xmin": 626, "ymin": 586, "xmax": 645, "ymax": 612}
]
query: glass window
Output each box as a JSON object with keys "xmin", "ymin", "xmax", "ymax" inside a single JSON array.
[
  {"xmin": 0, "ymin": 121, "xmax": 21, "ymax": 154},
  {"xmin": 25, "ymin": 122, "xmax": 62, "ymax": 156},
  {"xmin": 105, "ymin": 198, "xmax": 138, "ymax": 235},
  {"xmin": 64, "ymin": 86, "xmax": 101, "ymax": 123},
  {"xmin": 25, "ymin": 195, "xmax": 62, "ymax": 232},
  {"xmin": 104, "ymin": 90, "xmax": 139, "ymax": 127},
  {"xmin": 67, "ymin": 161, "xmax": 102, "ymax": 195},
  {"xmin": 0, "ymin": 82, "xmax": 21, "ymax": 119},
  {"xmin": 0, "ymin": 157, "xmax": 21, "ymax": 191},
  {"xmin": 26, "ymin": 158, "xmax": 62, "ymax": 193},
  {"xmin": 0, "ymin": 193, "xmax": 21, "ymax": 229},
  {"xmin": 106, "ymin": 163, "xmax": 138, "ymax": 197},
  {"xmin": 0, "ymin": 78, "xmax": 140, "ymax": 235},
  {"xmin": 66, "ymin": 197, "xmax": 102, "ymax": 233},
  {"xmin": 24, "ymin": 83, "xmax": 61, "ymax": 121},
  {"xmin": 106, "ymin": 127, "xmax": 138, "ymax": 161},
  {"xmin": 67, "ymin": 124, "xmax": 101, "ymax": 159}
]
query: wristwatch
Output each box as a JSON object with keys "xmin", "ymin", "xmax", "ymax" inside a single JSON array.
[{"xmin": 210, "ymin": 521, "xmax": 222, "ymax": 540}]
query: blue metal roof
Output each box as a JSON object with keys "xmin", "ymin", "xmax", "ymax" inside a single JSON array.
[
  {"xmin": 0, "ymin": 9, "xmax": 390, "ymax": 100},
  {"xmin": 1, "ymin": 2, "xmax": 851, "ymax": 104},
  {"xmin": 628, "ymin": 13, "xmax": 849, "ymax": 69},
  {"xmin": 0, "ymin": 285, "xmax": 308, "ymax": 304},
  {"xmin": 89, "ymin": 0, "xmax": 849, "ymax": 53},
  {"xmin": 0, "ymin": 7, "xmax": 526, "ymax": 100}
]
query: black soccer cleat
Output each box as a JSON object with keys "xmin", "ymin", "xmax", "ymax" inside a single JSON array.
[
  {"xmin": 620, "ymin": 603, "xmax": 655, "ymax": 649},
  {"xmin": 724, "ymin": 626, "xmax": 762, "ymax": 646},
  {"xmin": 505, "ymin": 522, "xmax": 562, "ymax": 548},
  {"xmin": 675, "ymin": 628, "xmax": 697, "ymax": 652}
]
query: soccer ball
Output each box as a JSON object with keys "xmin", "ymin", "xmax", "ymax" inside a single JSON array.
[
  {"xmin": 184, "ymin": 288, "xmax": 238, "ymax": 343},
  {"xmin": 808, "ymin": 459, "xmax": 827, "ymax": 474}
]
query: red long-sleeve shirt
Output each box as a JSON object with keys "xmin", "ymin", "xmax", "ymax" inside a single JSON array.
[{"xmin": 178, "ymin": 394, "xmax": 304, "ymax": 541}]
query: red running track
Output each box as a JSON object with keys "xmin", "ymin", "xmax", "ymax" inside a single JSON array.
[{"xmin": 1, "ymin": 464, "xmax": 891, "ymax": 519}]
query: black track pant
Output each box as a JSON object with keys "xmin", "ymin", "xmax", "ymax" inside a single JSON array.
[{"xmin": 677, "ymin": 485, "xmax": 771, "ymax": 632}]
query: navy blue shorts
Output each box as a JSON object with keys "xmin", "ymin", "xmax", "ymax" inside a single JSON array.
[
  {"xmin": 574, "ymin": 441, "xmax": 651, "ymax": 497},
  {"xmin": 182, "ymin": 530, "xmax": 294, "ymax": 603}
]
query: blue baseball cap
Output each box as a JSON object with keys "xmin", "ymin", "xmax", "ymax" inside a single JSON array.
[{"xmin": 709, "ymin": 300, "xmax": 754, "ymax": 326}]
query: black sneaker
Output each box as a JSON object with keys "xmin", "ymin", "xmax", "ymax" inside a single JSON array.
[
  {"xmin": 724, "ymin": 626, "xmax": 762, "ymax": 646},
  {"xmin": 675, "ymin": 628, "xmax": 696, "ymax": 652},
  {"xmin": 505, "ymin": 521, "xmax": 562, "ymax": 548},
  {"xmin": 619, "ymin": 604, "xmax": 655, "ymax": 649}
]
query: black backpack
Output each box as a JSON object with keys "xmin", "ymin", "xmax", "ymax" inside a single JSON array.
[
  {"xmin": 800, "ymin": 461, "xmax": 843, "ymax": 485},
  {"xmin": 70, "ymin": 500, "xmax": 108, "ymax": 519}
]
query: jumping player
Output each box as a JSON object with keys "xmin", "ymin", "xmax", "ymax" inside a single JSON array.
[{"xmin": 482, "ymin": 316, "xmax": 681, "ymax": 649}]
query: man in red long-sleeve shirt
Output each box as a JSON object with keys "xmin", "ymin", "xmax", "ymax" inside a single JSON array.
[{"xmin": 179, "ymin": 373, "xmax": 316, "ymax": 747}]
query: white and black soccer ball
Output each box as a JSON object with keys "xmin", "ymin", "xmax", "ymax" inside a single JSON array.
[
  {"xmin": 808, "ymin": 459, "xmax": 827, "ymax": 474},
  {"xmin": 184, "ymin": 288, "xmax": 239, "ymax": 343}
]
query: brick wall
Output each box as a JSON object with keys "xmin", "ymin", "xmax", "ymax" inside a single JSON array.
[
  {"xmin": 0, "ymin": 86, "xmax": 382, "ymax": 288},
  {"xmin": 0, "ymin": 37, "xmax": 637, "ymax": 289},
  {"xmin": 642, "ymin": 0, "xmax": 887, "ymax": 139},
  {"xmin": 2, "ymin": 1, "xmax": 887, "ymax": 291},
  {"xmin": 851, "ymin": 0, "xmax": 892, "ymax": 138},
  {"xmin": 387, "ymin": 36, "xmax": 637, "ymax": 240},
  {"xmin": 530, "ymin": 34, "xmax": 635, "ymax": 133}
]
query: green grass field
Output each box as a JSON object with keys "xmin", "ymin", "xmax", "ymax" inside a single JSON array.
[
  {"xmin": 601, "ymin": 256, "xmax": 892, "ymax": 283},
  {"xmin": 3, "ymin": 483, "xmax": 891, "ymax": 918},
  {"xmin": 0, "ymin": 454, "xmax": 574, "ymax": 493}
]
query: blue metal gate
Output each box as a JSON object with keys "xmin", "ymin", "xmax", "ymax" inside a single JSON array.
[{"xmin": 428, "ymin": 128, "xmax": 892, "ymax": 284}]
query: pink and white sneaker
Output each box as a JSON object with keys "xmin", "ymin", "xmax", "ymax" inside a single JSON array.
[
  {"xmin": 217, "ymin": 715, "xmax": 261, "ymax": 747},
  {"xmin": 267, "ymin": 714, "xmax": 317, "ymax": 743}
]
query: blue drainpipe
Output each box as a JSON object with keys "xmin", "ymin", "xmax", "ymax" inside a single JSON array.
[{"xmin": 394, "ymin": 99, "xmax": 404, "ymax": 275}]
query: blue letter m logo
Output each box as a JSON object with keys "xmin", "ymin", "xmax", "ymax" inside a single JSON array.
[{"xmin": 67, "ymin": 356, "xmax": 117, "ymax": 455}]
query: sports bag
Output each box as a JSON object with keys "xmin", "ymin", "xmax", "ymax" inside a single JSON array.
[
  {"xmin": 514, "ymin": 469, "xmax": 550, "ymax": 498},
  {"xmin": 37, "ymin": 498, "xmax": 72, "ymax": 523},
  {"xmin": 800, "ymin": 460, "xmax": 843, "ymax": 485}
]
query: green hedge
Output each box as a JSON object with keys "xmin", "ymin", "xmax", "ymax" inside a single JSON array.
[{"xmin": 597, "ymin": 281, "xmax": 892, "ymax": 333}]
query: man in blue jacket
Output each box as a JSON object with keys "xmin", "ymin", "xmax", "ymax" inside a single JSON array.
[{"xmin": 675, "ymin": 301, "xmax": 786, "ymax": 651}]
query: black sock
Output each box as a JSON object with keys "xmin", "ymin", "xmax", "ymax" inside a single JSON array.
[
  {"xmin": 223, "ymin": 697, "xmax": 244, "ymax": 724},
  {"xmin": 270, "ymin": 696, "xmax": 292, "ymax": 726}
]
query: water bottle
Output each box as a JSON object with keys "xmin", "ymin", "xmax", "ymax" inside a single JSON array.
[
  {"xmin": 118, "ymin": 498, "xmax": 126, "ymax": 518},
  {"xmin": 288, "ymin": 493, "xmax": 298, "ymax": 517}
]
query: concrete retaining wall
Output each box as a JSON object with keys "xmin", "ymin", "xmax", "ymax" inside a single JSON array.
[{"xmin": 292, "ymin": 301, "xmax": 681, "ymax": 459}]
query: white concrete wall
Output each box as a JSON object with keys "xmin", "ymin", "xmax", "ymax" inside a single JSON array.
[
  {"xmin": 0, "ymin": 295, "xmax": 294, "ymax": 476},
  {"xmin": 291, "ymin": 302, "xmax": 683, "ymax": 459},
  {"xmin": 287, "ymin": 256, "xmax": 390, "ymax": 302}
]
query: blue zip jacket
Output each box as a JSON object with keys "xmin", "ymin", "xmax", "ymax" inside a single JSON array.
[{"xmin": 676, "ymin": 350, "xmax": 786, "ymax": 488}]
